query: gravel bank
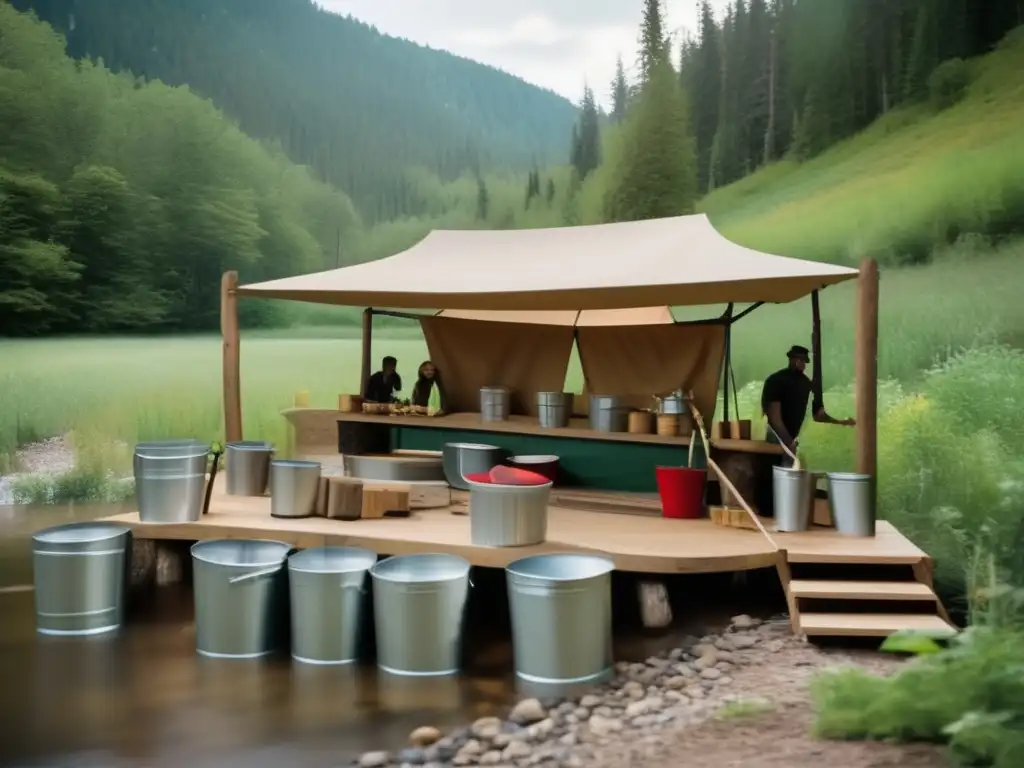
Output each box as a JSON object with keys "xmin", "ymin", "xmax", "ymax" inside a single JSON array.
[
  {"xmin": 0, "ymin": 436, "xmax": 77, "ymax": 505},
  {"xmin": 356, "ymin": 615, "xmax": 945, "ymax": 768}
]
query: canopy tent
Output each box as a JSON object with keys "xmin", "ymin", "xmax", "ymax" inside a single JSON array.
[
  {"xmin": 235, "ymin": 214, "xmax": 858, "ymax": 310},
  {"xmin": 221, "ymin": 216, "xmax": 879, "ymax": 493}
]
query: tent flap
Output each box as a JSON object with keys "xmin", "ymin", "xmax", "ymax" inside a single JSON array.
[
  {"xmin": 577, "ymin": 323, "xmax": 726, "ymax": 424},
  {"xmin": 419, "ymin": 316, "xmax": 575, "ymax": 416},
  {"xmin": 237, "ymin": 214, "xmax": 858, "ymax": 310}
]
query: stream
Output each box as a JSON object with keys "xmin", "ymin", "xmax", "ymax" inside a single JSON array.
[{"xmin": 0, "ymin": 501, "xmax": 770, "ymax": 767}]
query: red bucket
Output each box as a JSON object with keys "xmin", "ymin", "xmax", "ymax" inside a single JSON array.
[
  {"xmin": 489, "ymin": 464, "xmax": 551, "ymax": 486},
  {"xmin": 656, "ymin": 466, "xmax": 706, "ymax": 519}
]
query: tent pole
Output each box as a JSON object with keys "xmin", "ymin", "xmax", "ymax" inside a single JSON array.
[
  {"xmin": 221, "ymin": 271, "xmax": 242, "ymax": 442},
  {"xmin": 854, "ymin": 260, "xmax": 879, "ymax": 483},
  {"xmin": 810, "ymin": 290, "xmax": 823, "ymax": 405},
  {"xmin": 721, "ymin": 304, "xmax": 734, "ymax": 421},
  {"xmin": 360, "ymin": 308, "xmax": 373, "ymax": 394}
]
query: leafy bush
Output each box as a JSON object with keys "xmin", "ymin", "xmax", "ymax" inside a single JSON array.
[{"xmin": 929, "ymin": 58, "xmax": 972, "ymax": 110}]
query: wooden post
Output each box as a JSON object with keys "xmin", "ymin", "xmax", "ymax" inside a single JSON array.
[
  {"xmin": 359, "ymin": 307, "xmax": 373, "ymax": 395},
  {"xmin": 854, "ymin": 259, "xmax": 878, "ymax": 480},
  {"xmin": 221, "ymin": 271, "xmax": 242, "ymax": 442}
]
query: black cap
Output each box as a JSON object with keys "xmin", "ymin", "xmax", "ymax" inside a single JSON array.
[{"xmin": 787, "ymin": 345, "xmax": 810, "ymax": 361}]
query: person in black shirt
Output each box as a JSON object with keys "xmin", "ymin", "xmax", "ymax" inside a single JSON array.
[
  {"xmin": 761, "ymin": 345, "xmax": 854, "ymax": 463},
  {"xmin": 363, "ymin": 356, "xmax": 402, "ymax": 403}
]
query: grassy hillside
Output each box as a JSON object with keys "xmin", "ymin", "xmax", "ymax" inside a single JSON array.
[{"xmin": 700, "ymin": 27, "xmax": 1024, "ymax": 267}]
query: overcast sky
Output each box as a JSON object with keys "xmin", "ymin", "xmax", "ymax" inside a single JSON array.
[{"xmin": 320, "ymin": 0, "xmax": 728, "ymax": 108}]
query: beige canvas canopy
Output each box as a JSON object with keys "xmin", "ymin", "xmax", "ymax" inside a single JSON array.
[
  {"xmin": 236, "ymin": 214, "xmax": 858, "ymax": 310},
  {"xmin": 435, "ymin": 307, "xmax": 676, "ymax": 326}
]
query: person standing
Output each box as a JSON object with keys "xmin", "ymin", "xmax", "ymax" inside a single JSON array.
[
  {"xmin": 761, "ymin": 345, "xmax": 854, "ymax": 465},
  {"xmin": 363, "ymin": 356, "xmax": 402, "ymax": 403},
  {"xmin": 411, "ymin": 360, "xmax": 447, "ymax": 415}
]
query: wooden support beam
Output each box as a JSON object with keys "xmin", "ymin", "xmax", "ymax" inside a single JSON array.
[
  {"xmin": 360, "ymin": 307, "xmax": 373, "ymax": 397},
  {"xmin": 221, "ymin": 271, "xmax": 242, "ymax": 442},
  {"xmin": 855, "ymin": 259, "xmax": 879, "ymax": 480}
]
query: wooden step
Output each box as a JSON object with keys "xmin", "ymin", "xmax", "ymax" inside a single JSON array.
[
  {"xmin": 790, "ymin": 579, "xmax": 936, "ymax": 601},
  {"xmin": 799, "ymin": 612, "xmax": 955, "ymax": 638}
]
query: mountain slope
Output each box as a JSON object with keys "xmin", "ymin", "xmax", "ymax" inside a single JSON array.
[{"xmin": 12, "ymin": 0, "xmax": 579, "ymax": 221}]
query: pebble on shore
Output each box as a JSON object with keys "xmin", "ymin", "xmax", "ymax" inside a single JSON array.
[{"xmin": 363, "ymin": 614, "xmax": 786, "ymax": 768}]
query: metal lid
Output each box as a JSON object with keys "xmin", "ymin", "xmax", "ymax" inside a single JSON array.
[
  {"xmin": 289, "ymin": 546, "xmax": 377, "ymax": 574},
  {"xmin": 32, "ymin": 522, "xmax": 131, "ymax": 545},
  {"xmin": 271, "ymin": 459, "xmax": 321, "ymax": 469},
  {"xmin": 134, "ymin": 439, "xmax": 210, "ymax": 459},
  {"xmin": 227, "ymin": 440, "xmax": 274, "ymax": 451},
  {"xmin": 480, "ymin": 386, "xmax": 509, "ymax": 392},
  {"xmin": 191, "ymin": 539, "xmax": 291, "ymax": 567},
  {"xmin": 445, "ymin": 442, "xmax": 500, "ymax": 451},
  {"xmin": 506, "ymin": 553, "xmax": 614, "ymax": 581},
  {"xmin": 370, "ymin": 553, "xmax": 470, "ymax": 583},
  {"xmin": 508, "ymin": 455, "xmax": 559, "ymax": 464},
  {"xmin": 826, "ymin": 472, "xmax": 872, "ymax": 481}
]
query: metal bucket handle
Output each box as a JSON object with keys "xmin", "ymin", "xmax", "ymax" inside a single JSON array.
[{"xmin": 228, "ymin": 565, "xmax": 283, "ymax": 585}]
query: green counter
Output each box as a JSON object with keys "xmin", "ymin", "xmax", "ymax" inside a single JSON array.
[{"xmin": 389, "ymin": 425, "xmax": 706, "ymax": 493}]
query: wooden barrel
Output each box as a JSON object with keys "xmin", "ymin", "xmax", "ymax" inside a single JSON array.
[
  {"xmin": 628, "ymin": 410, "xmax": 654, "ymax": 434},
  {"xmin": 656, "ymin": 414, "xmax": 679, "ymax": 437}
]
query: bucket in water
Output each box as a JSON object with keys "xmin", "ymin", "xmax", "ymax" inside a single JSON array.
[{"xmin": 655, "ymin": 466, "xmax": 705, "ymax": 519}]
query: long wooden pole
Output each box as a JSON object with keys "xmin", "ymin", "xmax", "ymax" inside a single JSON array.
[
  {"xmin": 221, "ymin": 271, "xmax": 242, "ymax": 442},
  {"xmin": 855, "ymin": 259, "xmax": 879, "ymax": 481},
  {"xmin": 359, "ymin": 307, "xmax": 373, "ymax": 394}
]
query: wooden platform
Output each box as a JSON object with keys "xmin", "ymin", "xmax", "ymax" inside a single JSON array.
[
  {"xmin": 100, "ymin": 476, "xmax": 779, "ymax": 574},
  {"xmin": 102, "ymin": 475, "xmax": 957, "ymax": 638}
]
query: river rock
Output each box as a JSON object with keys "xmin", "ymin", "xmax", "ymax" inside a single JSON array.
[
  {"xmin": 501, "ymin": 739, "xmax": 533, "ymax": 761},
  {"xmin": 471, "ymin": 717, "xmax": 503, "ymax": 740},
  {"xmin": 410, "ymin": 726, "xmax": 442, "ymax": 747},
  {"xmin": 730, "ymin": 614, "xmax": 756, "ymax": 629},
  {"xmin": 359, "ymin": 752, "xmax": 391, "ymax": 768},
  {"xmin": 579, "ymin": 694, "xmax": 601, "ymax": 709},
  {"xmin": 397, "ymin": 747, "xmax": 427, "ymax": 765},
  {"xmin": 509, "ymin": 698, "xmax": 547, "ymax": 725},
  {"xmin": 525, "ymin": 718, "xmax": 554, "ymax": 741},
  {"xmin": 730, "ymin": 633, "xmax": 758, "ymax": 649},
  {"xmin": 693, "ymin": 655, "xmax": 716, "ymax": 670},
  {"xmin": 479, "ymin": 750, "xmax": 503, "ymax": 765},
  {"xmin": 700, "ymin": 667, "xmax": 722, "ymax": 681},
  {"xmin": 586, "ymin": 715, "xmax": 623, "ymax": 737},
  {"xmin": 624, "ymin": 696, "xmax": 663, "ymax": 718}
]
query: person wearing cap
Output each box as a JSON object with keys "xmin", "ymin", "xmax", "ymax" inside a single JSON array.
[
  {"xmin": 363, "ymin": 355, "xmax": 402, "ymax": 403},
  {"xmin": 760, "ymin": 345, "xmax": 854, "ymax": 465}
]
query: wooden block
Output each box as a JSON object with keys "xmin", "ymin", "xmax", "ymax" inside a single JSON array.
[
  {"xmin": 326, "ymin": 476, "xmax": 364, "ymax": 520},
  {"xmin": 362, "ymin": 480, "xmax": 450, "ymax": 510},
  {"xmin": 315, "ymin": 476, "xmax": 329, "ymax": 517},
  {"xmin": 812, "ymin": 496, "xmax": 833, "ymax": 527},
  {"xmin": 361, "ymin": 487, "xmax": 410, "ymax": 519}
]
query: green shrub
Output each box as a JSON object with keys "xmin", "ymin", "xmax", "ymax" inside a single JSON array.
[{"xmin": 928, "ymin": 58, "xmax": 972, "ymax": 110}]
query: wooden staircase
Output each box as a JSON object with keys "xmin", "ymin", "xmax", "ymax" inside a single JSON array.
[{"xmin": 773, "ymin": 523, "xmax": 956, "ymax": 639}]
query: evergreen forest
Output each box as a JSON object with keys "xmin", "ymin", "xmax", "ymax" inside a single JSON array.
[{"xmin": 1, "ymin": 0, "xmax": 1022, "ymax": 338}]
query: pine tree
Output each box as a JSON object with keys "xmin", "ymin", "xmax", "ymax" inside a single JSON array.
[
  {"xmin": 571, "ymin": 86, "xmax": 601, "ymax": 180},
  {"xmin": 638, "ymin": 0, "xmax": 668, "ymax": 85},
  {"xmin": 692, "ymin": 0, "xmax": 722, "ymax": 192},
  {"xmin": 545, "ymin": 177, "xmax": 556, "ymax": 204},
  {"xmin": 903, "ymin": 1, "xmax": 938, "ymax": 102},
  {"xmin": 610, "ymin": 56, "xmax": 629, "ymax": 123},
  {"xmin": 604, "ymin": 57, "xmax": 698, "ymax": 222},
  {"xmin": 476, "ymin": 176, "xmax": 489, "ymax": 221}
]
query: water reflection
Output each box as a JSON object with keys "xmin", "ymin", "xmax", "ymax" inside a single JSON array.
[{"xmin": 0, "ymin": 502, "xmax": 779, "ymax": 766}]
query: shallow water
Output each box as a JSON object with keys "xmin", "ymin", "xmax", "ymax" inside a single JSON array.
[{"xmin": 0, "ymin": 502, "xmax": 780, "ymax": 766}]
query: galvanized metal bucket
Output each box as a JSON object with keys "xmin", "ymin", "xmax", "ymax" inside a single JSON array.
[
  {"xmin": 225, "ymin": 440, "xmax": 274, "ymax": 496},
  {"xmin": 772, "ymin": 466, "xmax": 816, "ymax": 532},
  {"xmin": 467, "ymin": 479, "xmax": 551, "ymax": 547},
  {"xmin": 370, "ymin": 553, "xmax": 471, "ymax": 676},
  {"xmin": 589, "ymin": 395, "xmax": 629, "ymax": 433},
  {"xmin": 441, "ymin": 442, "xmax": 503, "ymax": 491},
  {"xmin": 480, "ymin": 386, "xmax": 510, "ymax": 422},
  {"xmin": 827, "ymin": 472, "xmax": 876, "ymax": 536},
  {"xmin": 191, "ymin": 539, "xmax": 292, "ymax": 659},
  {"xmin": 270, "ymin": 460, "xmax": 321, "ymax": 519},
  {"xmin": 537, "ymin": 392, "xmax": 572, "ymax": 428},
  {"xmin": 506, "ymin": 553, "xmax": 614, "ymax": 687},
  {"xmin": 288, "ymin": 546, "xmax": 377, "ymax": 665},
  {"xmin": 134, "ymin": 440, "xmax": 211, "ymax": 524},
  {"xmin": 32, "ymin": 522, "xmax": 132, "ymax": 637}
]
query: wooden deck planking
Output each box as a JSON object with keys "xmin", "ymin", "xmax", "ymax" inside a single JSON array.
[
  {"xmin": 101, "ymin": 478, "xmax": 780, "ymax": 574},
  {"xmin": 789, "ymin": 579, "xmax": 937, "ymax": 601},
  {"xmin": 799, "ymin": 613, "xmax": 956, "ymax": 637},
  {"xmin": 770, "ymin": 521, "xmax": 928, "ymax": 564}
]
